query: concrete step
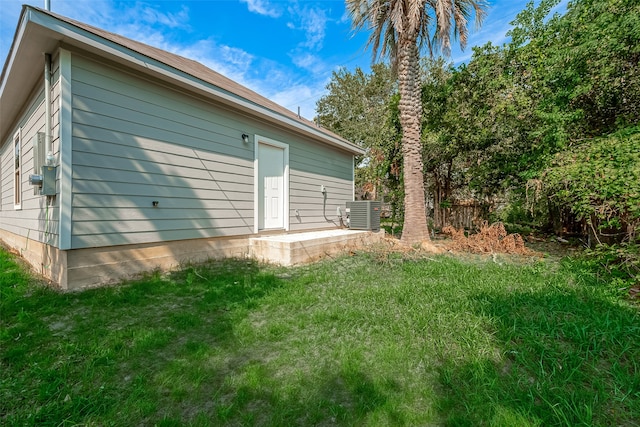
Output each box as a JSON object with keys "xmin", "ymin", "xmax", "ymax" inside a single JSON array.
[{"xmin": 249, "ymin": 229, "xmax": 385, "ymax": 266}]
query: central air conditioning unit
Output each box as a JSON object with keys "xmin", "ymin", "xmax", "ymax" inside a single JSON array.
[{"xmin": 346, "ymin": 201, "xmax": 381, "ymax": 231}]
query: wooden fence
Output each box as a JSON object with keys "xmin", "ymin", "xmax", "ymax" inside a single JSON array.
[{"xmin": 432, "ymin": 202, "xmax": 488, "ymax": 230}]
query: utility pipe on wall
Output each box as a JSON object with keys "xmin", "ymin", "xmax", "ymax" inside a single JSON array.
[{"xmin": 44, "ymin": 53, "xmax": 52, "ymax": 155}]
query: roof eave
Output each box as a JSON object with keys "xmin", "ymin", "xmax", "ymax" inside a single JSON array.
[{"xmin": 1, "ymin": 6, "xmax": 365, "ymax": 156}]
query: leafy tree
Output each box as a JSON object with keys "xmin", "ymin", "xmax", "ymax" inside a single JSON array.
[
  {"xmin": 544, "ymin": 127, "xmax": 640, "ymax": 243},
  {"xmin": 316, "ymin": 64, "xmax": 397, "ymax": 200},
  {"xmin": 417, "ymin": 57, "xmax": 470, "ymax": 228},
  {"xmin": 507, "ymin": 0, "xmax": 640, "ymax": 146},
  {"xmin": 442, "ymin": 0, "xmax": 640, "ymax": 228},
  {"xmin": 511, "ymin": 0, "xmax": 640, "ymax": 138},
  {"xmin": 346, "ymin": 0, "xmax": 487, "ymax": 245}
]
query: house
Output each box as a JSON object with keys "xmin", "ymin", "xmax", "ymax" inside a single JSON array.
[{"xmin": 0, "ymin": 6, "xmax": 366, "ymax": 290}]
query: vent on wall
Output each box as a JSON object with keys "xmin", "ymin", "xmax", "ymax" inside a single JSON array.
[{"xmin": 346, "ymin": 201, "xmax": 381, "ymax": 231}]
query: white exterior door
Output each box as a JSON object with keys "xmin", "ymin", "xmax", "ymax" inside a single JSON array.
[{"xmin": 258, "ymin": 142, "xmax": 285, "ymax": 230}]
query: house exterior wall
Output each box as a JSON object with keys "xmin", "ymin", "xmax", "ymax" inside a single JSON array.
[
  {"xmin": 70, "ymin": 53, "xmax": 255, "ymax": 248},
  {"xmin": 2, "ymin": 41, "xmax": 357, "ymax": 289},
  {"xmin": 288, "ymin": 142, "xmax": 354, "ymax": 231},
  {"xmin": 68, "ymin": 51, "xmax": 354, "ymax": 250},
  {"xmin": 0, "ymin": 53, "xmax": 61, "ymax": 280}
]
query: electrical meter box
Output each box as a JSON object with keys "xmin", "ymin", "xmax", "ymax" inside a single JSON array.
[
  {"xmin": 41, "ymin": 165, "xmax": 57, "ymax": 196},
  {"xmin": 29, "ymin": 132, "xmax": 56, "ymax": 196}
]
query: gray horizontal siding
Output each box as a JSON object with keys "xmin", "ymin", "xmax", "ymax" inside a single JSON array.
[
  {"xmin": 288, "ymin": 163, "xmax": 353, "ymax": 231},
  {"xmin": 0, "ymin": 135, "xmax": 11, "ymax": 208},
  {"xmin": 72, "ymin": 207, "xmax": 252, "ymax": 221},
  {"xmin": 72, "ymin": 138, "xmax": 252, "ymax": 185},
  {"xmin": 0, "ymin": 78, "xmax": 60, "ymax": 247},
  {"xmin": 72, "ymin": 194, "xmax": 253, "ymax": 210},
  {"xmin": 73, "ymin": 216, "xmax": 252, "ymax": 234},
  {"xmin": 289, "ymin": 146, "xmax": 353, "ymax": 179},
  {"xmin": 72, "ymin": 180, "xmax": 252, "ymax": 200},
  {"xmin": 71, "ymin": 58, "xmax": 253, "ymax": 158},
  {"xmin": 71, "ymin": 54, "xmax": 256, "ymax": 248},
  {"xmin": 71, "ymin": 225, "xmax": 252, "ymax": 248}
]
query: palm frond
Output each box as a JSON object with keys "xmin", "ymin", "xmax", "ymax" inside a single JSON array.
[{"xmin": 346, "ymin": 0, "xmax": 487, "ymax": 63}]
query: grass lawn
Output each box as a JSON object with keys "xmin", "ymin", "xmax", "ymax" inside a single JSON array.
[{"xmin": 1, "ymin": 246, "xmax": 638, "ymax": 426}]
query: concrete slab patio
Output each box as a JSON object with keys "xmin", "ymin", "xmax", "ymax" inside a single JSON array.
[{"xmin": 250, "ymin": 229, "xmax": 385, "ymax": 266}]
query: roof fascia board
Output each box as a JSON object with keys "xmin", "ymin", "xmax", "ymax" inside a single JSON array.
[
  {"xmin": 27, "ymin": 8, "xmax": 364, "ymax": 155},
  {"xmin": 0, "ymin": 8, "xmax": 29, "ymax": 100}
]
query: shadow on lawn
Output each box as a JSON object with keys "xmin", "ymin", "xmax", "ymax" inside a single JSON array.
[
  {"xmin": 158, "ymin": 362, "xmax": 402, "ymax": 426},
  {"xmin": 437, "ymin": 283, "xmax": 640, "ymax": 426},
  {"xmin": 2, "ymin": 257, "xmax": 399, "ymax": 425},
  {"xmin": 1, "ymin": 258, "xmax": 283, "ymax": 424}
]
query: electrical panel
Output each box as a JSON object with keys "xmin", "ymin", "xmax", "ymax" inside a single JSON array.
[
  {"xmin": 41, "ymin": 166, "xmax": 57, "ymax": 196},
  {"xmin": 28, "ymin": 132, "xmax": 56, "ymax": 196},
  {"xmin": 29, "ymin": 165, "xmax": 56, "ymax": 196}
]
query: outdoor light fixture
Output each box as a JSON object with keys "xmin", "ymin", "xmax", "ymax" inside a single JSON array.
[{"xmin": 241, "ymin": 133, "xmax": 250, "ymax": 144}]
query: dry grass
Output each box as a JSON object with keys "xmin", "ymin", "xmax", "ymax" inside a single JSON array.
[
  {"xmin": 373, "ymin": 222, "xmax": 534, "ymax": 258},
  {"xmin": 442, "ymin": 222, "xmax": 533, "ymax": 256}
]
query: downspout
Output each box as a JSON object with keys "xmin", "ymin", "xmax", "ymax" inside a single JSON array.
[
  {"xmin": 44, "ymin": 53, "xmax": 52, "ymax": 156},
  {"xmin": 45, "ymin": 1, "xmax": 52, "ymax": 156}
]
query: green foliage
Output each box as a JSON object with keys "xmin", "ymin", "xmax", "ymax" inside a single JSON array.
[
  {"xmin": 544, "ymin": 127, "xmax": 640, "ymax": 235},
  {"xmin": 583, "ymin": 243, "xmax": 640, "ymax": 289},
  {"xmin": 554, "ymin": 0, "xmax": 640, "ymax": 134},
  {"xmin": 444, "ymin": 43, "xmax": 540, "ymax": 194},
  {"xmin": 443, "ymin": 0, "xmax": 640, "ymax": 232},
  {"xmin": 316, "ymin": 64, "xmax": 399, "ymax": 203},
  {"xmin": 490, "ymin": 195, "xmax": 546, "ymax": 234},
  {"xmin": 509, "ymin": 0, "xmax": 640, "ymax": 140},
  {"xmin": 320, "ymin": 0, "xmax": 639, "ymax": 237}
]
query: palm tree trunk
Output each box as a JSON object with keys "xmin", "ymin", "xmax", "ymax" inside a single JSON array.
[{"xmin": 398, "ymin": 38, "xmax": 430, "ymax": 244}]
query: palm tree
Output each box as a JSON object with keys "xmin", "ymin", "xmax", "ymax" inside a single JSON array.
[{"xmin": 347, "ymin": 0, "xmax": 486, "ymax": 245}]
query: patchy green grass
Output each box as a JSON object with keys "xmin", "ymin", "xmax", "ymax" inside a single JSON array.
[{"xmin": 1, "ymin": 247, "xmax": 638, "ymax": 426}]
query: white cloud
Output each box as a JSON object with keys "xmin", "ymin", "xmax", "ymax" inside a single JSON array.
[
  {"xmin": 290, "ymin": 51, "xmax": 327, "ymax": 75},
  {"xmin": 270, "ymin": 80, "xmax": 328, "ymax": 120},
  {"xmin": 170, "ymin": 38, "xmax": 258, "ymax": 89},
  {"xmin": 287, "ymin": 5, "xmax": 328, "ymax": 50},
  {"xmin": 338, "ymin": 9, "xmax": 351, "ymax": 25},
  {"xmin": 134, "ymin": 5, "xmax": 190, "ymax": 29},
  {"xmin": 240, "ymin": 0, "xmax": 281, "ymax": 18},
  {"xmin": 49, "ymin": 0, "xmax": 190, "ymax": 46}
]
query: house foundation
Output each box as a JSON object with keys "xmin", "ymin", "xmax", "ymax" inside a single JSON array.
[{"xmin": 1, "ymin": 229, "xmax": 384, "ymax": 290}]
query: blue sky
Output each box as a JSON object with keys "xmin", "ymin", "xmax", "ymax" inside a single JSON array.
[{"xmin": 1, "ymin": 0, "xmax": 567, "ymax": 119}]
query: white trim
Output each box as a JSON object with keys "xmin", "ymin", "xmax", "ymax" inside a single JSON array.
[
  {"xmin": 0, "ymin": 10, "xmax": 28, "ymax": 99},
  {"xmin": 13, "ymin": 128, "xmax": 22, "ymax": 209},
  {"xmin": 253, "ymin": 136, "xmax": 259, "ymax": 233},
  {"xmin": 254, "ymin": 135, "xmax": 289, "ymax": 233},
  {"xmin": 352, "ymin": 155, "xmax": 355, "ymax": 201},
  {"xmin": 58, "ymin": 48, "xmax": 72, "ymax": 250}
]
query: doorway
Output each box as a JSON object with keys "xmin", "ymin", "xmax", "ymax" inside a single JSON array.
[{"xmin": 256, "ymin": 137, "xmax": 289, "ymax": 231}]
